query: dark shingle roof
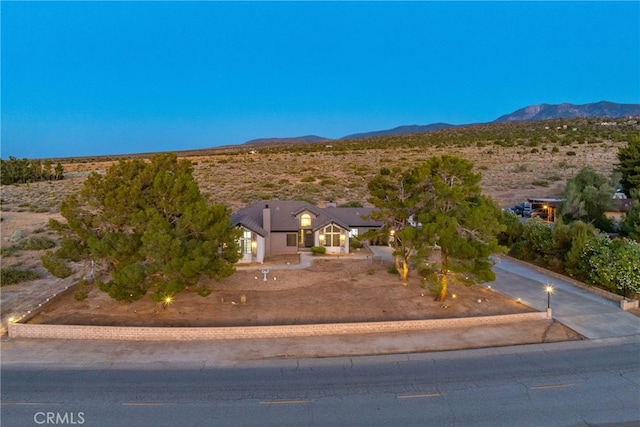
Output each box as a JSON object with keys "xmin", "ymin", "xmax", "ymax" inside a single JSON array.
[{"xmin": 231, "ymin": 200, "xmax": 382, "ymax": 234}]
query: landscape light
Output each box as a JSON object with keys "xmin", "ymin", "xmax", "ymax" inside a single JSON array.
[
  {"xmin": 545, "ymin": 285, "xmax": 554, "ymax": 309},
  {"xmin": 163, "ymin": 295, "xmax": 174, "ymax": 308}
]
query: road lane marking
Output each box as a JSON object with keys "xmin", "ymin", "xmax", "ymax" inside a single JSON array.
[
  {"xmin": 123, "ymin": 402, "xmax": 167, "ymax": 406},
  {"xmin": 1, "ymin": 402, "xmax": 59, "ymax": 406},
  {"xmin": 398, "ymin": 393, "xmax": 441, "ymax": 399},
  {"xmin": 261, "ymin": 399, "xmax": 311, "ymax": 405},
  {"xmin": 530, "ymin": 383, "xmax": 575, "ymax": 390}
]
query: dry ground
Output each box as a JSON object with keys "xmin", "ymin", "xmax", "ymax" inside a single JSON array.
[
  {"xmin": 30, "ymin": 257, "xmax": 535, "ymax": 327},
  {"xmin": 0, "ymin": 141, "xmax": 622, "ymax": 339}
]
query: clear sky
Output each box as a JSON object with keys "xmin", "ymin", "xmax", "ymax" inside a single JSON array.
[{"xmin": 2, "ymin": 1, "xmax": 639, "ymax": 159}]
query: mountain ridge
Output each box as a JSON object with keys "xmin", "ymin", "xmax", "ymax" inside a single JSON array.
[{"xmin": 244, "ymin": 101, "xmax": 640, "ymax": 145}]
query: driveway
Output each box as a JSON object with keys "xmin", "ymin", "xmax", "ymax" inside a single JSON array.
[{"xmin": 492, "ymin": 256, "xmax": 640, "ymax": 339}]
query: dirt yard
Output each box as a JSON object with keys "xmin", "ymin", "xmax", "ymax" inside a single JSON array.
[{"xmin": 28, "ymin": 255, "xmax": 536, "ymax": 327}]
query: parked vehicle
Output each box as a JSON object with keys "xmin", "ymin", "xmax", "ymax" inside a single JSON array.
[{"xmin": 511, "ymin": 202, "xmax": 532, "ymax": 216}]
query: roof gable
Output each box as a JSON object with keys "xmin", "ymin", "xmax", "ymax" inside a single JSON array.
[{"xmin": 231, "ymin": 200, "xmax": 383, "ymax": 232}]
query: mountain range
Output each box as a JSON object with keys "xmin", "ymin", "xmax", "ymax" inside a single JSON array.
[{"xmin": 243, "ymin": 101, "xmax": 640, "ymax": 145}]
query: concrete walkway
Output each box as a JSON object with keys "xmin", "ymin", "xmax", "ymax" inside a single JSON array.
[{"xmin": 492, "ymin": 256, "xmax": 640, "ymax": 339}]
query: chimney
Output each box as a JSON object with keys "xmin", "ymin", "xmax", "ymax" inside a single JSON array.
[{"xmin": 263, "ymin": 204, "xmax": 271, "ymax": 256}]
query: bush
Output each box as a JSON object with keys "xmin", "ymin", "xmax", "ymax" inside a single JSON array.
[
  {"xmin": 41, "ymin": 252, "xmax": 74, "ymax": 278},
  {"xmin": 15, "ymin": 236, "xmax": 56, "ymax": 251},
  {"xmin": 1, "ymin": 247, "xmax": 20, "ymax": 257},
  {"xmin": 1, "ymin": 268, "xmax": 39, "ymax": 286},
  {"xmin": 350, "ymin": 238, "xmax": 363, "ymax": 249},
  {"xmin": 74, "ymin": 279, "xmax": 90, "ymax": 301},
  {"xmin": 566, "ymin": 151, "xmax": 577, "ymax": 156},
  {"xmin": 310, "ymin": 246, "xmax": 326, "ymax": 255}
]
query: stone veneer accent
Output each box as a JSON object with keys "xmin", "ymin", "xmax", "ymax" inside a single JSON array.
[{"xmin": 8, "ymin": 312, "xmax": 547, "ymax": 341}]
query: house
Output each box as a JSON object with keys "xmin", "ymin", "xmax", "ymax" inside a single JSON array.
[
  {"xmin": 231, "ymin": 200, "xmax": 383, "ymax": 263},
  {"xmin": 605, "ymin": 191, "xmax": 635, "ymax": 225}
]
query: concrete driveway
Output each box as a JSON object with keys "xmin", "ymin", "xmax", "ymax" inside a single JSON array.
[{"xmin": 492, "ymin": 256, "xmax": 640, "ymax": 339}]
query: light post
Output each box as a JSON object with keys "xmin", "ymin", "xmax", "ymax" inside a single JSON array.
[{"xmin": 545, "ymin": 284, "xmax": 554, "ymax": 309}]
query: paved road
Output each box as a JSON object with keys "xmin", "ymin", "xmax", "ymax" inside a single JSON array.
[
  {"xmin": 492, "ymin": 257, "xmax": 640, "ymax": 339},
  {"xmin": 2, "ymin": 337, "xmax": 638, "ymax": 427},
  {"xmin": 2, "ymin": 250, "xmax": 639, "ymax": 426}
]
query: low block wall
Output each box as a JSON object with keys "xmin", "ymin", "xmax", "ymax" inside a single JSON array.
[{"xmin": 8, "ymin": 312, "xmax": 547, "ymax": 341}]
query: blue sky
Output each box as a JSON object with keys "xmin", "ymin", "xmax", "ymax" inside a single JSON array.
[{"xmin": 2, "ymin": 1, "xmax": 639, "ymax": 159}]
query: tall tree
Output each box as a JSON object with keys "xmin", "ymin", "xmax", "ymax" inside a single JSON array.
[
  {"xmin": 48, "ymin": 153, "xmax": 240, "ymax": 302},
  {"xmin": 615, "ymin": 136, "xmax": 640, "ymax": 196},
  {"xmin": 620, "ymin": 188, "xmax": 640, "ymax": 240},
  {"xmin": 368, "ymin": 156, "xmax": 504, "ymax": 299},
  {"xmin": 560, "ymin": 166, "xmax": 614, "ymax": 231},
  {"xmin": 412, "ymin": 156, "xmax": 504, "ymax": 301},
  {"xmin": 367, "ymin": 167, "xmax": 418, "ymax": 284}
]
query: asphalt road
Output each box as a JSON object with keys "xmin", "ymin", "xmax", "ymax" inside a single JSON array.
[{"xmin": 2, "ymin": 337, "xmax": 639, "ymax": 427}]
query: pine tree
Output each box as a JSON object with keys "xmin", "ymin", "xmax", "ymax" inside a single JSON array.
[
  {"xmin": 48, "ymin": 153, "xmax": 240, "ymax": 302},
  {"xmin": 412, "ymin": 156, "xmax": 504, "ymax": 301}
]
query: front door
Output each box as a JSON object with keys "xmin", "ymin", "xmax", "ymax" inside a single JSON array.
[{"xmin": 303, "ymin": 229, "xmax": 314, "ymax": 247}]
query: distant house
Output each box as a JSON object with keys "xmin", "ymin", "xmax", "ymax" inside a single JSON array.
[
  {"xmin": 231, "ymin": 200, "xmax": 383, "ymax": 263},
  {"xmin": 605, "ymin": 192, "xmax": 635, "ymax": 225}
]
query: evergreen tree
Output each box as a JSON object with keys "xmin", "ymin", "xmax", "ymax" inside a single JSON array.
[
  {"xmin": 615, "ymin": 136, "xmax": 640, "ymax": 196},
  {"xmin": 367, "ymin": 167, "xmax": 418, "ymax": 284},
  {"xmin": 412, "ymin": 156, "xmax": 504, "ymax": 301},
  {"xmin": 48, "ymin": 153, "xmax": 240, "ymax": 302},
  {"xmin": 561, "ymin": 166, "xmax": 614, "ymax": 231}
]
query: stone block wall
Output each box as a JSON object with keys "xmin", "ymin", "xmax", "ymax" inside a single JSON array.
[{"xmin": 8, "ymin": 312, "xmax": 547, "ymax": 341}]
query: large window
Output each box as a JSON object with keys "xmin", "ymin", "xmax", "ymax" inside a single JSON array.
[
  {"xmin": 323, "ymin": 224, "xmax": 342, "ymax": 247},
  {"xmin": 300, "ymin": 214, "xmax": 311, "ymax": 227},
  {"xmin": 239, "ymin": 230, "xmax": 252, "ymax": 254},
  {"xmin": 286, "ymin": 233, "xmax": 297, "ymax": 247}
]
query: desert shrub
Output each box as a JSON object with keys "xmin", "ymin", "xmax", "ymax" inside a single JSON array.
[
  {"xmin": 338, "ymin": 200, "xmax": 363, "ymax": 207},
  {"xmin": 350, "ymin": 238, "xmax": 363, "ymax": 250},
  {"xmin": 15, "ymin": 236, "xmax": 56, "ymax": 251},
  {"xmin": 551, "ymin": 146, "xmax": 560, "ymax": 153},
  {"xmin": 532, "ymin": 180, "xmax": 549, "ymax": 187},
  {"xmin": 1, "ymin": 247, "xmax": 20, "ymax": 257},
  {"xmin": 301, "ymin": 176, "xmax": 315, "ymax": 182},
  {"xmin": 1, "ymin": 268, "xmax": 39, "ymax": 286},
  {"xmin": 74, "ymin": 279, "xmax": 90, "ymax": 301},
  {"xmin": 310, "ymin": 246, "xmax": 326, "ymax": 255},
  {"xmin": 41, "ymin": 252, "xmax": 74, "ymax": 278},
  {"xmin": 566, "ymin": 151, "xmax": 577, "ymax": 156},
  {"xmin": 320, "ymin": 178, "xmax": 337, "ymax": 186}
]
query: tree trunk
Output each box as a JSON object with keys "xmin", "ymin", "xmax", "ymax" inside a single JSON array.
[
  {"xmin": 436, "ymin": 249, "xmax": 448, "ymax": 301},
  {"xmin": 395, "ymin": 255, "xmax": 409, "ymax": 286}
]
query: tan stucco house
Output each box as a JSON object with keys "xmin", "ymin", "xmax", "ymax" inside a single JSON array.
[{"xmin": 231, "ymin": 200, "xmax": 382, "ymax": 263}]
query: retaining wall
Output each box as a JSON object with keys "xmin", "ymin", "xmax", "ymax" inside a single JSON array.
[{"xmin": 8, "ymin": 311, "xmax": 547, "ymax": 341}]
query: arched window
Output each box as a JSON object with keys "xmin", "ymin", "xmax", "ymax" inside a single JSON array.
[
  {"xmin": 300, "ymin": 214, "xmax": 311, "ymax": 227},
  {"xmin": 323, "ymin": 224, "xmax": 342, "ymax": 247},
  {"xmin": 239, "ymin": 230, "xmax": 252, "ymax": 254}
]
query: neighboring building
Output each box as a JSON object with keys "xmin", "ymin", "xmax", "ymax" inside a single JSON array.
[
  {"xmin": 231, "ymin": 200, "xmax": 383, "ymax": 263},
  {"xmin": 605, "ymin": 191, "xmax": 635, "ymax": 225},
  {"xmin": 527, "ymin": 198, "xmax": 564, "ymax": 222}
]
